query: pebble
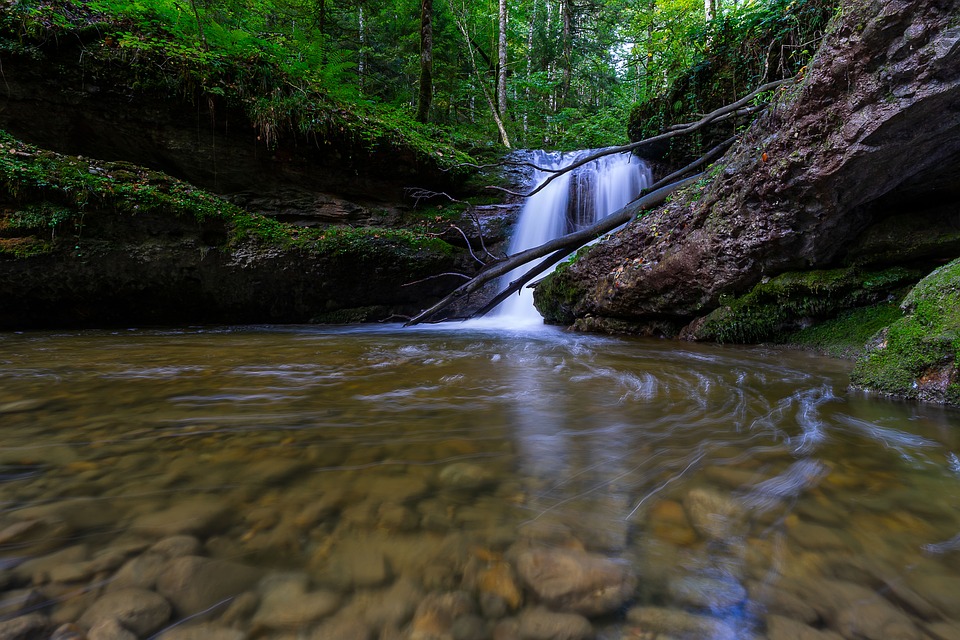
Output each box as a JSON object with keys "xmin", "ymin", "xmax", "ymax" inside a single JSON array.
[
  {"xmin": 88, "ymin": 617, "xmax": 138, "ymax": 640},
  {"xmin": 766, "ymin": 614, "xmax": 844, "ymax": 640},
  {"xmin": 516, "ymin": 548, "xmax": 637, "ymax": 616},
  {"xmin": 0, "ymin": 613, "xmax": 51, "ymax": 640},
  {"xmin": 78, "ymin": 588, "xmax": 171, "ymax": 636},
  {"xmin": 130, "ymin": 497, "xmax": 231, "ymax": 538},
  {"xmin": 667, "ymin": 575, "xmax": 747, "ymax": 609},
  {"xmin": 155, "ymin": 556, "xmax": 262, "ymax": 617},
  {"xmin": 155, "ymin": 622, "xmax": 246, "ymax": 640},
  {"xmin": 626, "ymin": 606, "xmax": 736, "ymax": 640},
  {"xmin": 683, "ymin": 488, "xmax": 747, "ymax": 541},
  {"xmin": 517, "ymin": 607, "xmax": 593, "ymax": 640}
]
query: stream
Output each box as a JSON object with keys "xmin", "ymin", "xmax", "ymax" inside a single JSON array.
[{"xmin": 1, "ymin": 324, "xmax": 959, "ymax": 639}]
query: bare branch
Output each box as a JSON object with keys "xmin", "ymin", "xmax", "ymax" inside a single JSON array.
[
  {"xmin": 402, "ymin": 272, "xmax": 473, "ymax": 287},
  {"xmin": 448, "ymin": 224, "xmax": 487, "ymax": 265}
]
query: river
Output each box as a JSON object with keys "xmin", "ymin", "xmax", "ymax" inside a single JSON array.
[{"xmin": 1, "ymin": 324, "xmax": 958, "ymax": 639}]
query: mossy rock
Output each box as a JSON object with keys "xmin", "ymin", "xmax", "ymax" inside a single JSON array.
[
  {"xmin": 851, "ymin": 258, "xmax": 960, "ymax": 406},
  {"xmin": 689, "ymin": 266, "xmax": 920, "ymax": 344}
]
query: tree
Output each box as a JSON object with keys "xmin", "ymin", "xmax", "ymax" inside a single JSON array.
[
  {"xmin": 416, "ymin": 0, "xmax": 434, "ymax": 122},
  {"xmin": 497, "ymin": 0, "xmax": 508, "ymax": 117}
]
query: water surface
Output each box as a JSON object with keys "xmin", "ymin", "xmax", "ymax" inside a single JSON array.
[{"xmin": 1, "ymin": 325, "xmax": 959, "ymax": 639}]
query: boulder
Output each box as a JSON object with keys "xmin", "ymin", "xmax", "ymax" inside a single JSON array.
[{"xmin": 516, "ymin": 549, "xmax": 636, "ymax": 616}]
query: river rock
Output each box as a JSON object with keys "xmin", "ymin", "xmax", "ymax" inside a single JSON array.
[
  {"xmin": 13, "ymin": 544, "xmax": 88, "ymax": 583},
  {"xmin": 0, "ymin": 588, "xmax": 44, "ymax": 618},
  {"xmin": 310, "ymin": 615, "xmax": 373, "ymax": 640},
  {"xmin": 409, "ymin": 591, "xmax": 475, "ymax": 640},
  {"xmin": 79, "ymin": 588, "xmax": 171, "ymax": 636},
  {"xmin": 517, "ymin": 607, "xmax": 593, "ymax": 640},
  {"xmin": 906, "ymin": 573, "xmax": 960, "ymax": 619},
  {"xmin": 88, "ymin": 617, "xmax": 138, "ymax": 640},
  {"xmin": 342, "ymin": 576, "xmax": 422, "ymax": 631},
  {"xmin": 667, "ymin": 575, "xmax": 747, "ymax": 609},
  {"xmin": 155, "ymin": 622, "xmax": 246, "ymax": 640},
  {"xmin": 682, "ymin": 488, "xmax": 747, "ymax": 541},
  {"xmin": 49, "ymin": 623, "xmax": 86, "ymax": 640},
  {"xmin": 438, "ymin": 463, "xmax": 498, "ymax": 493},
  {"xmin": 131, "ymin": 497, "xmax": 231, "ymax": 537},
  {"xmin": 924, "ymin": 621, "xmax": 960, "ymax": 640},
  {"xmin": 149, "ymin": 535, "xmax": 202, "ymax": 558},
  {"xmin": 0, "ymin": 613, "xmax": 51, "ymax": 640},
  {"xmin": 315, "ymin": 546, "xmax": 390, "ymax": 589},
  {"xmin": 787, "ymin": 522, "xmax": 850, "ymax": 551},
  {"xmin": 746, "ymin": 580, "xmax": 818, "ymax": 624},
  {"xmin": 155, "ymin": 556, "xmax": 262, "ymax": 617},
  {"xmin": 251, "ymin": 573, "xmax": 340, "ymax": 630},
  {"xmin": 108, "ymin": 553, "xmax": 167, "ymax": 591},
  {"xmin": 794, "ymin": 578, "xmax": 919, "ymax": 640},
  {"xmin": 516, "ymin": 548, "xmax": 636, "ymax": 616},
  {"xmin": 766, "ymin": 614, "xmax": 844, "ymax": 640},
  {"xmin": 626, "ymin": 606, "xmax": 736, "ymax": 640}
]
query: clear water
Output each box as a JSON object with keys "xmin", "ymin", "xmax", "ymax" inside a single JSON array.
[
  {"xmin": 1, "ymin": 325, "xmax": 959, "ymax": 639},
  {"xmin": 495, "ymin": 150, "xmax": 652, "ymax": 323}
]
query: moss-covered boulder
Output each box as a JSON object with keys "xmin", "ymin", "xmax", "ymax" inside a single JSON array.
[
  {"xmin": 851, "ymin": 259, "xmax": 960, "ymax": 406},
  {"xmin": 684, "ymin": 267, "xmax": 920, "ymax": 343}
]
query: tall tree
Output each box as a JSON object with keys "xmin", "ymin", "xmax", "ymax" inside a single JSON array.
[
  {"xmin": 497, "ymin": 0, "xmax": 508, "ymax": 116},
  {"xmin": 416, "ymin": 0, "xmax": 434, "ymax": 122}
]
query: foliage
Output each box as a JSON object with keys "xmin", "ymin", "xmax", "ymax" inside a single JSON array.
[
  {"xmin": 628, "ymin": 0, "xmax": 836, "ymax": 163},
  {"xmin": 784, "ymin": 302, "xmax": 904, "ymax": 359},
  {"xmin": 851, "ymin": 259, "xmax": 960, "ymax": 405}
]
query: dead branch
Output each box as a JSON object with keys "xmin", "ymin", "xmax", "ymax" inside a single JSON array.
[
  {"xmin": 404, "ymin": 173, "xmax": 702, "ymax": 326},
  {"xmin": 402, "ymin": 272, "xmax": 473, "ymax": 287},
  {"xmin": 490, "ymin": 75, "xmax": 797, "ymax": 199}
]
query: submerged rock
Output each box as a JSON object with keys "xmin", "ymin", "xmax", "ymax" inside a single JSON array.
[
  {"xmin": 516, "ymin": 548, "xmax": 637, "ymax": 616},
  {"xmin": 78, "ymin": 588, "xmax": 171, "ymax": 636}
]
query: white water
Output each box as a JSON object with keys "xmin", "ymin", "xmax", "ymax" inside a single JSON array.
[{"xmin": 493, "ymin": 149, "xmax": 653, "ymax": 325}]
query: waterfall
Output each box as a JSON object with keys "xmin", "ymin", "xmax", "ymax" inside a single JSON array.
[{"xmin": 494, "ymin": 149, "xmax": 653, "ymax": 324}]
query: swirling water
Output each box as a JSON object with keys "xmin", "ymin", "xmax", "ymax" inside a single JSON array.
[{"xmin": 1, "ymin": 325, "xmax": 959, "ymax": 639}]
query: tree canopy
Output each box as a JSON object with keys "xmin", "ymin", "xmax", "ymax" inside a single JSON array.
[{"xmin": 5, "ymin": 0, "xmax": 834, "ymax": 152}]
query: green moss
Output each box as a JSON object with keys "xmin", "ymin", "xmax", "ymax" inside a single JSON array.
[
  {"xmin": 784, "ymin": 302, "xmax": 904, "ymax": 359},
  {"xmin": 851, "ymin": 258, "xmax": 960, "ymax": 405},
  {"xmin": 533, "ymin": 270, "xmax": 586, "ymax": 325},
  {"xmin": 1, "ymin": 128, "xmax": 456, "ymax": 264},
  {"xmin": 693, "ymin": 266, "xmax": 920, "ymax": 344},
  {"xmin": 310, "ymin": 305, "xmax": 390, "ymax": 324}
]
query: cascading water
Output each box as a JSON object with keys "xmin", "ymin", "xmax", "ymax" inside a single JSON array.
[{"xmin": 494, "ymin": 149, "xmax": 653, "ymax": 323}]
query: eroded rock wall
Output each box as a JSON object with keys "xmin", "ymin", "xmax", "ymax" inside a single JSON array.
[{"xmin": 535, "ymin": 0, "xmax": 960, "ymax": 334}]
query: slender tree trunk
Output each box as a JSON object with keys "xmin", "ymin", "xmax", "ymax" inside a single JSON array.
[
  {"xmin": 704, "ymin": 0, "xmax": 716, "ymax": 21},
  {"xmin": 560, "ymin": 0, "xmax": 572, "ymax": 108},
  {"xmin": 188, "ymin": 0, "xmax": 208, "ymax": 51},
  {"xmin": 358, "ymin": 6, "xmax": 366, "ymax": 94},
  {"xmin": 416, "ymin": 0, "xmax": 434, "ymax": 123},
  {"xmin": 497, "ymin": 0, "xmax": 509, "ymax": 117},
  {"xmin": 523, "ymin": 0, "xmax": 536, "ymax": 135}
]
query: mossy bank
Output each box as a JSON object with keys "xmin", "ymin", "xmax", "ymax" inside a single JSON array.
[{"xmin": 0, "ymin": 130, "xmax": 467, "ymax": 328}]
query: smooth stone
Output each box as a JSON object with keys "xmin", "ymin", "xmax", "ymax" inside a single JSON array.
[
  {"xmin": 746, "ymin": 580, "xmax": 819, "ymax": 624},
  {"xmin": 343, "ymin": 577, "xmax": 422, "ymax": 630},
  {"xmin": 377, "ymin": 503, "xmax": 420, "ymax": 531},
  {"xmin": 516, "ymin": 548, "xmax": 636, "ymax": 616},
  {"xmin": 409, "ymin": 591, "xmax": 475, "ymax": 640},
  {"xmin": 0, "ymin": 588, "xmax": 44, "ymax": 618},
  {"xmin": 15, "ymin": 498, "xmax": 116, "ymax": 531},
  {"xmin": 88, "ymin": 617, "xmax": 138, "ymax": 640},
  {"xmin": 351, "ymin": 475, "xmax": 430, "ymax": 503},
  {"xmin": 794, "ymin": 579, "xmax": 919, "ymax": 640},
  {"xmin": 477, "ymin": 562, "xmax": 522, "ymax": 613},
  {"xmin": 452, "ymin": 614, "xmax": 488, "ymax": 640},
  {"xmin": 787, "ymin": 522, "xmax": 850, "ymax": 551},
  {"xmin": 683, "ymin": 488, "xmax": 746, "ymax": 541},
  {"xmin": 924, "ymin": 621, "xmax": 960, "ymax": 640},
  {"xmin": 315, "ymin": 547, "xmax": 390, "ymax": 589},
  {"xmin": 155, "ymin": 556, "xmax": 262, "ymax": 617},
  {"xmin": 156, "ymin": 622, "xmax": 246, "ymax": 640},
  {"xmin": 906, "ymin": 574, "xmax": 960, "ymax": 618},
  {"xmin": 49, "ymin": 623, "xmax": 86, "ymax": 640},
  {"xmin": 0, "ymin": 399, "xmax": 47, "ymax": 414},
  {"xmin": 251, "ymin": 575, "xmax": 340, "ymax": 630},
  {"xmin": 0, "ymin": 613, "xmax": 51, "ymax": 640},
  {"xmin": 517, "ymin": 607, "xmax": 592, "ymax": 640},
  {"xmin": 438, "ymin": 463, "xmax": 498, "ymax": 492},
  {"xmin": 79, "ymin": 588, "xmax": 171, "ymax": 636},
  {"xmin": 667, "ymin": 576, "xmax": 747, "ymax": 609},
  {"xmin": 310, "ymin": 616, "xmax": 373, "ymax": 640},
  {"xmin": 130, "ymin": 498, "xmax": 231, "ymax": 537},
  {"xmin": 767, "ymin": 614, "xmax": 845, "ymax": 640},
  {"xmin": 148, "ymin": 536, "xmax": 202, "ymax": 558},
  {"xmin": 13, "ymin": 545, "xmax": 88, "ymax": 583},
  {"xmin": 108, "ymin": 554, "xmax": 166, "ymax": 592},
  {"xmin": 626, "ymin": 606, "xmax": 736, "ymax": 640}
]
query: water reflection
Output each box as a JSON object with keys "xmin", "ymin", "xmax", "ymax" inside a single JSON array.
[{"xmin": 0, "ymin": 326, "xmax": 958, "ymax": 639}]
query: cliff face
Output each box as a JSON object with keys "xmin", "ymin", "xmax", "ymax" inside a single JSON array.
[{"xmin": 535, "ymin": 0, "xmax": 960, "ymax": 334}]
